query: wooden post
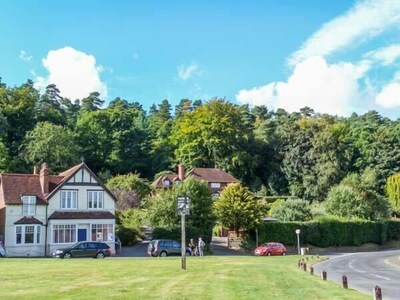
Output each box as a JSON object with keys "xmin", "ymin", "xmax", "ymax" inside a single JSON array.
[
  {"xmin": 298, "ymin": 260, "xmax": 302, "ymax": 269},
  {"xmin": 181, "ymin": 214, "xmax": 186, "ymax": 270},
  {"xmin": 342, "ymin": 275, "xmax": 348, "ymax": 289},
  {"xmin": 321, "ymin": 270, "xmax": 327, "ymax": 281},
  {"xmin": 373, "ymin": 286, "xmax": 382, "ymax": 300},
  {"xmin": 309, "ymin": 266, "xmax": 314, "ymax": 275},
  {"xmin": 303, "ymin": 263, "xmax": 307, "ymax": 272}
]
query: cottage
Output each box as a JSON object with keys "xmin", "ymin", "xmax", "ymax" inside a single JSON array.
[
  {"xmin": 0, "ymin": 162, "xmax": 116, "ymax": 257},
  {"xmin": 152, "ymin": 164, "xmax": 239, "ymax": 196}
]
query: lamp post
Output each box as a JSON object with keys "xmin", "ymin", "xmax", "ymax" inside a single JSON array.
[{"xmin": 295, "ymin": 229, "xmax": 301, "ymax": 255}]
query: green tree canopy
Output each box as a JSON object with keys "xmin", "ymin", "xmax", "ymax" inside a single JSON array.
[
  {"xmin": 268, "ymin": 199, "xmax": 312, "ymax": 221},
  {"xmin": 213, "ymin": 183, "xmax": 264, "ymax": 235},
  {"xmin": 386, "ymin": 173, "xmax": 400, "ymax": 214}
]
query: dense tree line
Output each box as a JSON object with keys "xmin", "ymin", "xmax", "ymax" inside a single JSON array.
[{"xmin": 1, "ymin": 79, "xmax": 400, "ymax": 203}]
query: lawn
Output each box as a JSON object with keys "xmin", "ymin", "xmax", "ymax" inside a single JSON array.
[{"xmin": 0, "ymin": 256, "xmax": 368, "ymax": 300}]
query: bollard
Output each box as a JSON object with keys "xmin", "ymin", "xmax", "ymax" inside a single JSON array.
[
  {"xmin": 309, "ymin": 266, "xmax": 314, "ymax": 275},
  {"xmin": 342, "ymin": 275, "xmax": 348, "ymax": 289},
  {"xmin": 303, "ymin": 263, "xmax": 307, "ymax": 272},
  {"xmin": 373, "ymin": 286, "xmax": 382, "ymax": 300},
  {"xmin": 321, "ymin": 270, "xmax": 327, "ymax": 281},
  {"xmin": 298, "ymin": 260, "xmax": 302, "ymax": 268}
]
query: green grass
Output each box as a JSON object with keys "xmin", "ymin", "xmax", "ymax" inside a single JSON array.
[{"xmin": 0, "ymin": 256, "xmax": 368, "ymax": 300}]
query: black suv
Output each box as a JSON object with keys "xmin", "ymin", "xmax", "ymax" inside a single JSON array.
[
  {"xmin": 147, "ymin": 239, "xmax": 191, "ymax": 257},
  {"xmin": 52, "ymin": 241, "xmax": 111, "ymax": 259}
]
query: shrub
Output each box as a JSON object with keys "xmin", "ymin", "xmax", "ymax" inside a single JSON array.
[{"xmin": 269, "ymin": 199, "xmax": 312, "ymax": 221}]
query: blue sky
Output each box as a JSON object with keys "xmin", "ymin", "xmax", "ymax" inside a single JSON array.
[{"xmin": 2, "ymin": 0, "xmax": 400, "ymax": 118}]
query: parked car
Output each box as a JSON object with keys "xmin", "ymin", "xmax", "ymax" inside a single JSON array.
[
  {"xmin": 0, "ymin": 241, "xmax": 6, "ymax": 257},
  {"xmin": 253, "ymin": 242, "xmax": 287, "ymax": 256},
  {"xmin": 52, "ymin": 241, "xmax": 111, "ymax": 259},
  {"xmin": 147, "ymin": 239, "xmax": 191, "ymax": 257}
]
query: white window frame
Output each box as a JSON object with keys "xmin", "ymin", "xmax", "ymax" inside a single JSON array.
[
  {"xmin": 21, "ymin": 196, "xmax": 36, "ymax": 215},
  {"xmin": 60, "ymin": 190, "xmax": 78, "ymax": 209},
  {"xmin": 52, "ymin": 224, "xmax": 76, "ymax": 244},
  {"xmin": 91, "ymin": 224, "xmax": 113, "ymax": 242},
  {"xmin": 163, "ymin": 180, "xmax": 170, "ymax": 187},
  {"xmin": 15, "ymin": 225, "xmax": 41, "ymax": 245},
  {"xmin": 88, "ymin": 191, "xmax": 104, "ymax": 209},
  {"xmin": 211, "ymin": 182, "xmax": 221, "ymax": 189}
]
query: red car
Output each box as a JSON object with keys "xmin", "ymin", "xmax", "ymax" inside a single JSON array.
[{"xmin": 253, "ymin": 242, "xmax": 287, "ymax": 256}]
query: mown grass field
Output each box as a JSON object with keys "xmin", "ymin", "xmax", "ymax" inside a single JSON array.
[{"xmin": 0, "ymin": 256, "xmax": 368, "ymax": 299}]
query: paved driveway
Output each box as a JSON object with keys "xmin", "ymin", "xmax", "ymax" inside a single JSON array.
[{"xmin": 313, "ymin": 250, "xmax": 400, "ymax": 300}]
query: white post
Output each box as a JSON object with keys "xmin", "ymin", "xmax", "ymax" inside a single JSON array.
[
  {"xmin": 295, "ymin": 229, "xmax": 301, "ymax": 255},
  {"xmin": 181, "ymin": 214, "xmax": 186, "ymax": 270}
]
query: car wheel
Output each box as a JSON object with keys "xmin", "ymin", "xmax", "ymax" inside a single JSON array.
[
  {"xmin": 282, "ymin": 251, "xmax": 287, "ymax": 256},
  {"xmin": 186, "ymin": 250, "xmax": 191, "ymax": 256},
  {"xmin": 160, "ymin": 251, "xmax": 168, "ymax": 257},
  {"xmin": 63, "ymin": 253, "xmax": 72, "ymax": 259},
  {"xmin": 267, "ymin": 252, "xmax": 272, "ymax": 256},
  {"xmin": 96, "ymin": 252, "xmax": 105, "ymax": 259}
]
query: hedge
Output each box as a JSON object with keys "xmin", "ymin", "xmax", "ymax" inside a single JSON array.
[{"xmin": 255, "ymin": 219, "xmax": 400, "ymax": 247}]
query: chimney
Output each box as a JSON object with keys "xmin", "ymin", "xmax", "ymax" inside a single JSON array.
[
  {"xmin": 33, "ymin": 166, "xmax": 38, "ymax": 175},
  {"xmin": 40, "ymin": 163, "xmax": 49, "ymax": 195},
  {"xmin": 178, "ymin": 164, "xmax": 185, "ymax": 181}
]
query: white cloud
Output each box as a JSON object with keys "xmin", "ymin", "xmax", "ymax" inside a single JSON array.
[
  {"xmin": 375, "ymin": 72, "xmax": 400, "ymax": 108},
  {"xmin": 34, "ymin": 47, "xmax": 107, "ymax": 100},
  {"xmin": 289, "ymin": 0, "xmax": 400, "ymax": 65},
  {"xmin": 178, "ymin": 63, "xmax": 199, "ymax": 80},
  {"xmin": 365, "ymin": 44, "xmax": 400, "ymax": 65},
  {"xmin": 237, "ymin": 56, "xmax": 370, "ymax": 115},
  {"xmin": 19, "ymin": 50, "xmax": 33, "ymax": 62}
]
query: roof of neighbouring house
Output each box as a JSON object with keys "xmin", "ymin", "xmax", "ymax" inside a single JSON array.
[
  {"xmin": 151, "ymin": 167, "xmax": 239, "ymax": 188},
  {"xmin": 14, "ymin": 216, "xmax": 44, "ymax": 225},
  {"xmin": 186, "ymin": 168, "xmax": 240, "ymax": 183}
]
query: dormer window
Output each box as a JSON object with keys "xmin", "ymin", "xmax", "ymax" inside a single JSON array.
[
  {"xmin": 163, "ymin": 179, "xmax": 171, "ymax": 187},
  {"xmin": 21, "ymin": 196, "xmax": 36, "ymax": 215},
  {"xmin": 175, "ymin": 179, "xmax": 181, "ymax": 185}
]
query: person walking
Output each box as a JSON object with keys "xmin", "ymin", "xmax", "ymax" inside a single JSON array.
[{"xmin": 198, "ymin": 237, "xmax": 205, "ymax": 256}]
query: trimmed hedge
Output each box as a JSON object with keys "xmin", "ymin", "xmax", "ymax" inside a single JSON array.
[{"xmin": 256, "ymin": 219, "xmax": 400, "ymax": 247}]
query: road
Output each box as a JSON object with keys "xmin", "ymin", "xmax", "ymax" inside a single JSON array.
[{"xmin": 313, "ymin": 250, "xmax": 400, "ymax": 300}]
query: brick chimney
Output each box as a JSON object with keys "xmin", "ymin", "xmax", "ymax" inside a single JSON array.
[
  {"xmin": 178, "ymin": 164, "xmax": 185, "ymax": 181},
  {"xmin": 40, "ymin": 163, "xmax": 49, "ymax": 195}
]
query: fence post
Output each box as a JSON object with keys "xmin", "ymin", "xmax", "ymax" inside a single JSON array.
[
  {"xmin": 309, "ymin": 266, "xmax": 314, "ymax": 275},
  {"xmin": 321, "ymin": 270, "xmax": 327, "ymax": 281},
  {"xmin": 373, "ymin": 286, "xmax": 382, "ymax": 300},
  {"xmin": 342, "ymin": 275, "xmax": 348, "ymax": 289},
  {"xmin": 303, "ymin": 263, "xmax": 307, "ymax": 272}
]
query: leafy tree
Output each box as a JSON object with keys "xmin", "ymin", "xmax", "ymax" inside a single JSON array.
[
  {"xmin": 81, "ymin": 91, "xmax": 104, "ymax": 112},
  {"xmin": 213, "ymin": 183, "xmax": 264, "ymax": 235},
  {"xmin": 106, "ymin": 173, "xmax": 152, "ymax": 209},
  {"xmin": 325, "ymin": 169, "xmax": 391, "ymax": 220},
  {"xmin": 22, "ymin": 122, "xmax": 79, "ymax": 172},
  {"xmin": 268, "ymin": 199, "xmax": 312, "ymax": 221},
  {"xmin": 386, "ymin": 173, "xmax": 400, "ymax": 214},
  {"xmin": 146, "ymin": 178, "xmax": 214, "ymax": 233}
]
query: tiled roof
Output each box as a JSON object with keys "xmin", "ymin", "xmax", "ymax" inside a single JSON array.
[
  {"xmin": 14, "ymin": 216, "xmax": 43, "ymax": 225},
  {"xmin": 151, "ymin": 173, "xmax": 179, "ymax": 188},
  {"xmin": 0, "ymin": 173, "xmax": 63, "ymax": 205},
  {"xmin": 187, "ymin": 168, "xmax": 240, "ymax": 183},
  {"xmin": 48, "ymin": 211, "xmax": 115, "ymax": 219}
]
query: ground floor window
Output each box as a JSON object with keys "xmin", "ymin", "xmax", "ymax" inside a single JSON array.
[
  {"xmin": 16, "ymin": 225, "xmax": 41, "ymax": 244},
  {"xmin": 53, "ymin": 224, "xmax": 76, "ymax": 244},
  {"xmin": 91, "ymin": 224, "xmax": 113, "ymax": 242}
]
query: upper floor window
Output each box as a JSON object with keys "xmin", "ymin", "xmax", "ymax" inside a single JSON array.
[
  {"xmin": 21, "ymin": 196, "xmax": 36, "ymax": 215},
  {"xmin": 163, "ymin": 180, "xmax": 171, "ymax": 187},
  {"xmin": 61, "ymin": 190, "xmax": 77, "ymax": 209},
  {"xmin": 211, "ymin": 182, "xmax": 221, "ymax": 189},
  {"xmin": 88, "ymin": 191, "xmax": 104, "ymax": 209}
]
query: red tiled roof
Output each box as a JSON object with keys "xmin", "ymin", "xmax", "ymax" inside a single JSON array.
[
  {"xmin": 186, "ymin": 168, "xmax": 239, "ymax": 183},
  {"xmin": 14, "ymin": 216, "xmax": 43, "ymax": 225},
  {"xmin": 48, "ymin": 211, "xmax": 115, "ymax": 219},
  {"xmin": 151, "ymin": 173, "xmax": 179, "ymax": 188},
  {"xmin": 0, "ymin": 174, "xmax": 63, "ymax": 205}
]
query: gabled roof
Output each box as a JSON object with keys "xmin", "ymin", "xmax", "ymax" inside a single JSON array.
[
  {"xmin": 151, "ymin": 173, "xmax": 179, "ymax": 188},
  {"xmin": 0, "ymin": 173, "xmax": 63, "ymax": 205},
  {"xmin": 186, "ymin": 168, "xmax": 240, "ymax": 183},
  {"xmin": 0, "ymin": 162, "xmax": 117, "ymax": 205},
  {"xmin": 14, "ymin": 216, "xmax": 43, "ymax": 225}
]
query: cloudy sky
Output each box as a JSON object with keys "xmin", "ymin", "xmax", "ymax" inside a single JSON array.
[{"xmin": 1, "ymin": 0, "xmax": 400, "ymax": 118}]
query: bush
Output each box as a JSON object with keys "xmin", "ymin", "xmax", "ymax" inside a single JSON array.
[
  {"xmin": 116, "ymin": 226, "xmax": 139, "ymax": 246},
  {"xmin": 269, "ymin": 199, "xmax": 312, "ymax": 221}
]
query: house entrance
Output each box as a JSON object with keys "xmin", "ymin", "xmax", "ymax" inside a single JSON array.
[{"xmin": 78, "ymin": 229, "xmax": 87, "ymax": 242}]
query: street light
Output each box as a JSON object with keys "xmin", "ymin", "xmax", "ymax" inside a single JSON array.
[{"xmin": 295, "ymin": 229, "xmax": 301, "ymax": 255}]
